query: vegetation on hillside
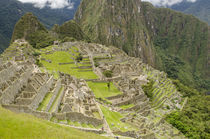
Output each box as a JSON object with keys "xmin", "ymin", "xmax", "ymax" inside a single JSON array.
[
  {"xmin": 55, "ymin": 20, "xmax": 90, "ymax": 42},
  {"xmin": 75, "ymin": 0, "xmax": 210, "ymax": 92},
  {"xmin": 0, "ymin": 0, "xmax": 81, "ymax": 53},
  {"xmin": 11, "ymin": 12, "xmax": 56, "ymax": 49},
  {"xmin": 142, "ymin": 2, "xmax": 210, "ymax": 91},
  {"xmin": 166, "ymin": 80, "xmax": 210, "ymax": 138},
  {"xmin": 28, "ymin": 31, "xmax": 55, "ymax": 48},
  {"xmin": 171, "ymin": 0, "xmax": 210, "ymax": 25},
  {"xmin": 142, "ymin": 80, "xmax": 154, "ymax": 99}
]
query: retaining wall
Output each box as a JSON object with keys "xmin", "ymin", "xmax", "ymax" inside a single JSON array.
[
  {"xmin": 0, "ymin": 64, "xmax": 16, "ymax": 83},
  {"xmin": 0, "ymin": 67, "xmax": 33, "ymax": 105},
  {"xmin": 30, "ymin": 76, "xmax": 54, "ymax": 110},
  {"xmin": 46, "ymin": 80, "xmax": 61, "ymax": 112},
  {"xmin": 54, "ymin": 112, "xmax": 103, "ymax": 127},
  {"xmin": 2, "ymin": 104, "xmax": 52, "ymax": 120}
]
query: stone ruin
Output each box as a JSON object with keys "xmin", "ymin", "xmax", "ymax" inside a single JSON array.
[
  {"xmin": 0, "ymin": 57, "xmax": 103, "ymax": 127},
  {"xmin": 0, "ymin": 40, "xmax": 185, "ymax": 138}
]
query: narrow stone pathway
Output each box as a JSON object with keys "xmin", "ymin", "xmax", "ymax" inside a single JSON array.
[
  {"xmin": 95, "ymin": 101, "xmax": 114, "ymax": 136},
  {"xmin": 180, "ymin": 97, "xmax": 188, "ymax": 111}
]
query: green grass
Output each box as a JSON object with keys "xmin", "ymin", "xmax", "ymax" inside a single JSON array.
[
  {"xmin": 93, "ymin": 112, "xmax": 101, "ymax": 119},
  {"xmin": 100, "ymin": 105, "xmax": 137, "ymax": 132},
  {"xmin": 40, "ymin": 51, "xmax": 98, "ymax": 79},
  {"xmin": 37, "ymin": 92, "xmax": 53, "ymax": 111},
  {"xmin": 87, "ymin": 82, "xmax": 122, "ymax": 100},
  {"xmin": 119, "ymin": 104, "xmax": 135, "ymax": 110},
  {"xmin": 49, "ymin": 86, "xmax": 64, "ymax": 112},
  {"xmin": 0, "ymin": 106, "xmax": 108, "ymax": 139}
]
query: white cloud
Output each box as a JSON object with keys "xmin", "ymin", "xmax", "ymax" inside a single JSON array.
[
  {"xmin": 17, "ymin": 0, "xmax": 74, "ymax": 9},
  {"xmin": 142, "ymin": 0, "xmax": 197, "ymax": 7}
]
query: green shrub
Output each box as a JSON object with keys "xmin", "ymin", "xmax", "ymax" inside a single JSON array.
[
  {"xmin": 35, "ymin": 59, "xmax": 43, "ymax": 67},
  {"xmin": 62, "ymin": 37, "xmax": 77, "ymax": 43},
  {"xmin": 103, "ymin": 70, "xmax": 113, "ymax": 78},
  {"xmin": 142, "ymin": 80, "xmax": 154, "ymax": 99},
  {"xmin": 32, "ymin": 52, "xmax": 41, "ymax": 57},
  {"xmin": 76, "ymin": 53, "xmax": 83, "ymax": 62}
]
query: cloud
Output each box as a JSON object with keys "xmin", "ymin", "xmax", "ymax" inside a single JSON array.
[
  {"xmin": 17, "ymin": 0, "xmax": 74, "ymax": 9},
  {"xmin": 142, "ymin": 0, "xmax": 197, "ymax": 7}
]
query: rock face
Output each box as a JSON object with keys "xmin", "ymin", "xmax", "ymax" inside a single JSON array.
[
  {"xmin": 75, "ymin": 0, "xmax": 210, "ymax": 89},
  {"xmin": 141, "ymin": 2, "xmax": 210, "ymax": 88},
  {"xmin": 74, "ymin": 0, "xmax": 155, "ymax": 66},
  {"xmin": 11, "ymin": 13, "xmax": 47, "ymax": 43}
]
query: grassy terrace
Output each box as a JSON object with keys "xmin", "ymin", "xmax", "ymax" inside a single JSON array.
[
  {"xmin": 49, "ymin": 86, "xmax": 64, "ymax": 112},
  {"xmin": 119, "ymin": 104, "xmax": 135, "ymax": 109},
  {"xmin": 100, "ymin": 105, "xmax": 137, "ymax": 132},
  {"xmin": 0, "ymin": 106, "xmax": 108, "ymax": 139},
  {"xmin": 37, "ymin": 92, "xmax": 53, "ymax": 111},
  {"xmin": 87, "ymin": 82, "xmax": 122, "ymax": 101},
  {"xmin": 40, "ymin": 49, "xmax": 98, "ymax": 79}
]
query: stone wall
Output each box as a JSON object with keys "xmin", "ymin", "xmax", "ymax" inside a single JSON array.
[
  {"xmin": 0, "ymin": 67, "xmax": 33, "ymax": 105},
  {"xmin": 0, "ymin": 63, "xmax": 16, "ymax": 83},
  {"xmin": 53, "ymin": 86, "xmax": 65, "ymax": 113},
  {"xmin": 2, "ymin": 104, "xmax": 52, "ymax": 120},
  {"xmin": 30, "ymin": 76, "xmax": 54, "ymax": 110},
  {"xmin": 113, "ymin": 131, "xmax": 137, "ymax": 138},
  {"xmin": 54, "ymin": 112, "xmax": 103, "ymax": 127},
  {"xmin": 46, "ymin": 79, "xmax": 61, "ymax": 112},
  {"xmin": 2, "ymin": 104, "xmax": 31, "ymax": 113},
  {"xmin": 32, "ymin": 111, "xmax": 52, "ymax": 120},
  {"xmin": 114, "ymin": 94, "xmax": 143, "ymax": 106},
  {"xmin": 106, "ymin": 94, "xmax": 124, "ymax": 100}
]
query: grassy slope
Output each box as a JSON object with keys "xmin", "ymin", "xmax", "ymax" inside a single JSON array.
[
  {"xmin": 0, "ymin": 106, "xmax": 107, "ymax": 139},
  {"xmin": 37, "ymin": 92, "xmax": 53, "ymax": 111},
  {"xmin": 100, "ymin": 105, "xmax": 137, "ymax": 132}
]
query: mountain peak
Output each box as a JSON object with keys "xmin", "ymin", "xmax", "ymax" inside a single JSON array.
[{"xmin": 11, "ymin": 12, "xmax": 47, "ymax": 43}]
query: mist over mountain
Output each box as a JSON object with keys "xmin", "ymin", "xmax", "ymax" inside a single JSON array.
[
  {"xmin": 170, "ymin": 0, "xmax": 210, "ymax": 25},
  {"xmin": 0, "ymin": 0, "xmax": 81, "ymax": 53},
  {"xmin": 142, "ymin": 0, "xmax": 197, "ymax": 7}
]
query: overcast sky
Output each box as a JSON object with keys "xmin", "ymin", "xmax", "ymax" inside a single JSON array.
[
  {"xmin": 17, "ymin": 0, "xmax": 74, "ymax": 9},
  {"xmin": 142, "ymin": 0, "xmax": 197, "ymax": 6},
  {"xmin": 17, "ymin": 0, "xmax": 198, "ymax": 9}
]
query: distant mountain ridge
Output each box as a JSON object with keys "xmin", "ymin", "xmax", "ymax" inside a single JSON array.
[
  {"xmin": 170, "ymin": 0, "xmax": 210, "ymax": 25},
  {"xmin": 0, "ymin": 0, "xmax": 81, "ymax": 53}
]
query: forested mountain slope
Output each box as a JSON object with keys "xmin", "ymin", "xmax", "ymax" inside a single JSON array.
[
  {"xmin": 0, "ymin": 0, "xmax": 81, "ymax": 53},
  {"xmin": 75, "ymin": 0, "xmax": 210, "ymax": 91}
]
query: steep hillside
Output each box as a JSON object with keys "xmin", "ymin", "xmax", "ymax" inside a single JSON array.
[
  {"xmin": 0, "ymin": 0, "xmax": 81, "ymax": 53},
  {"xmin": 0, "ymin": 106, "xmax": 107, "ymax": 139},
  {"xmin": 75, "ymin": 0, "xmax": 155, "ymax": 66},
  {"xmin": 171, "ymin": 0, "xmax": 210, "ymax": 25},
  {"xmin": 75, "ymin": 0, "xmax": 210, "ymax": 90},
  {"xmin": 141, "ymin": 2, "xmax": 210, "ymax": 89},
  {"xmin": 52, "ymin": 20, "xmax": 90, "ymax": 42},
  {"xmin": 11, "ymin": 13, "xmax": 56, "ymax": 49},
  {"xmin": 11, "ymin": 13, "xmax": 89, "ymax": 48},
  {"xmin": 11, "ymin": 13, "xmax": 47, "ymax": 42}
]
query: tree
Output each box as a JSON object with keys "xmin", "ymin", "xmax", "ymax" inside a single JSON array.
[
  {"xmin": 103, "ymin": 70, "xmax": 113, "ymax": 78},
  {"xmin": 76, "ymin": 53, "xmax": 83, "ymax": 62},
  {"xmin": 107, "ymin": 82, "xmax": 111, "ymax": 91}
]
